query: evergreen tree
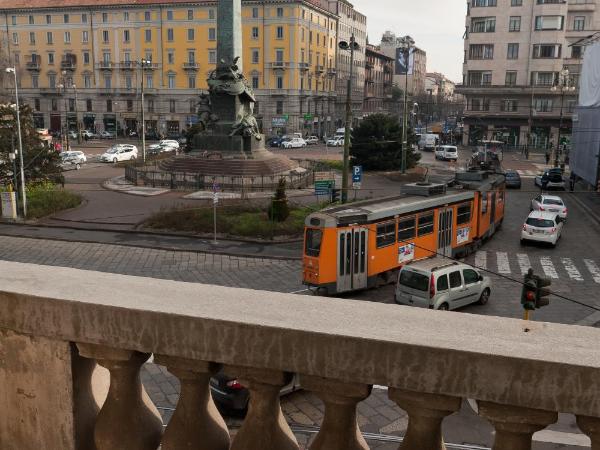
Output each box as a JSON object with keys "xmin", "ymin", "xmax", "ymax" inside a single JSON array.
[
  {"xmin": 268, "ymin": 178, "xmax": 290, "ymax": 222},
  {"xmin": 350, "ymin": 113, "xmax": 421, "ymax": 171}
]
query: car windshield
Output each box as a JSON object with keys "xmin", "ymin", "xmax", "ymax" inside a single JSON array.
[
  {"xmin": 526, "ymin": 218, "xmax": 555, "ymax": 228},
  {"xmin": 543, "ymin": 199, "xmax": 563, "ymax": 206},
  {"xmin": 399, "ymin": 270, "xmax": 429, "ymax": 291}
]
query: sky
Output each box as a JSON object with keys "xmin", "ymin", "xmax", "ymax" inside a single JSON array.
[{"xmin": 352, "ymin": 0, "xmax": 466, "ymax": 82}]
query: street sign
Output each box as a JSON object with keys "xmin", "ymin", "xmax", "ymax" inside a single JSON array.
[
  {"xmin": 212, "ymin": 182, "xmax": 220, "ymax": 193},
  {"xmin": 315, "ymin": 180, "xmax": 334, "ymax": 196},
  {"xmin": 314, "ymin": 171, "xmax": 336, "ymax": 182},
  {"xmin": 213, "ymin": 192, "xmax": 219, "ymax": 205},
  {"xmin": 352, "ymin": 166, "xmax": 363, "ymax": 183},
  {"xmin": 304, "ymin": 113, "xmax": 313, "ymax": 121},
  {"xmin": 352, "ymin": 182, "xmax": 361, "ymax": 190}
]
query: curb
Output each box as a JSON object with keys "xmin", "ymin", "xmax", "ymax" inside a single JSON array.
[{"xmin": 567, "ymin": 192, "xmax": 600, "ymax": 228}]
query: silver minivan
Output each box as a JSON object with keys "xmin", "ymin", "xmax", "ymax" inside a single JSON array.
[{"xmin": 395, "ymin": 258, "xmax": 491, "ymax": 311}]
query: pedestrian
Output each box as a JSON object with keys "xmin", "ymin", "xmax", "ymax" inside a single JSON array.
[
  {"xmin": 545, "ymin": 151, "xmax": 550, "ymax": 165},
  {"xmin": 569, "ymin": 173, "xmax": 576, "ymax": 192},
  {"xmin": 525, "ymin": 147, "xmax": 530, "ymax": 160}
]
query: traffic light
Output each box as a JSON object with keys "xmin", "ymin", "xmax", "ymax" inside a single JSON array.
[
  {"xmin": 521, "ymin": 274, "xmax": 537, "ymax": 311},
  {"xmin": 535, "ymin": 276, "xmax": 552, "ymax": 308},
  {"xmin": 331, "ymin": 188, "xmax": 341, "ymax": 203}
]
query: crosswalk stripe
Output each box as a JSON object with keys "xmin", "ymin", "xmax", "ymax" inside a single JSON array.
[
  {"xmin": 540, "ymin": 257, "xmax": 559, "ymax": 279},
  {"xmin": 496, "ymin": 252, "xmax": 511, "ymax": 274},
  {"xmin": 474, "ymin": 251, "xmax": 487, "ymax": 270},
  {"xmin": 516, "ymin": 254, "xmax": 531, "ymax": 275},
  {"xmin": 584, "ymin": 260, "xmax": 600, "ymax": 284},
  {"xmin": 561, "ymin": 258, "xmax": 584, "ymax": 281}
]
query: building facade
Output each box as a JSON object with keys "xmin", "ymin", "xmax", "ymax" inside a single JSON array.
[
  {"xmin": 363, "ymin": 44, "xmax": 393, "ymax": 116},
  {"xmin": 0, "ymin": 0, "xmax": 339, "ymax": 138},
  {"xmin": 379, "ymin": 31, "xmax": 428, "ymax": 96},
  {"xmin": 457, "ymin": 0, "xmax": 590, "ymax": 148}
]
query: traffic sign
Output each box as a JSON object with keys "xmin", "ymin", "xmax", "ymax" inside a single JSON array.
[
  {"xmin": 352, "ymin": 182, "xmax": 361, "ymax": 190},
  {"xmin": 314, "ymin": 171, "xmax": 336, "ymax": 181},
  {"xmin": 212, "ymin": 182, "xmax": 220, "ymax": 193},
  {"xmin": 352, "ymin": 166, "xmax": 363, "ymax": 183},
  {"xmin": 213, "ymin": 192, "xmax": 219, "ymax": 205},
  {"xmin": 315, "ymin": 180, "xmax": 334, "ymax": 196}
]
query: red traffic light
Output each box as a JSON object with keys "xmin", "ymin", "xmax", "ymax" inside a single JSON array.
[{"xmin": 526, "ymin": 291, "xmax": 536, "ymax": 302}]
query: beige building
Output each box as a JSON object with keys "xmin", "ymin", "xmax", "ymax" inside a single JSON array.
[
  {"xmin": 363, "ymin": 43, "xmax": 394, "ymax": 116},
  {"xmin": 379, "ymin": 31, "xmax": 427, "ymax": 96},
  {"xmin": 457, "ymin": 0, "xmax": 589, "ymax": 148}
]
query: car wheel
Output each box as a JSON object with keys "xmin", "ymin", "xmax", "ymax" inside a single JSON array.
[
  {"xmin": 438, "ymin": 303, "xmax": 449, "ymax": 311},
  {"xmin": 75, "ymin": 163, "xmax": 81, "ymax": 170},
  {"xmin": 478, "ymin": 288, "xmax": 490, "ymax": 305},
  {"xmin": 520, "ymin": 239, "xmax": 526, "ymax": 246}
]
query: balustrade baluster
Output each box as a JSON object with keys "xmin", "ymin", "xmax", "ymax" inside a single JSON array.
[
  {"xmin": 478, "ymin": 401, "xmax": 557, "ymax": 450},
  {"xmin": 389, "ymin": 388, "xmax": 461, "ymax": 450},
  {"xmin": 229, "ymin": 366, "xmax": 299, "ymax": 450},
  {"xmin": 154, "ymin": 355, "xmax": 230, "ymax": 450},
  {"xmin": 301, "ymin": 375, "xmax": 371, "ymax": 450},
  {"xmin": 76, "ymin": 344, "xmax": 163, "ymax": 450}
]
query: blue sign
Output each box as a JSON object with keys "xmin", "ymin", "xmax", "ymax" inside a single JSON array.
[{"xmin": 352, "ymin": 166, "xmax": 363, "ymax": 183}]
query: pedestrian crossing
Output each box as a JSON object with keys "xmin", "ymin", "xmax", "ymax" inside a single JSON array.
[
  {"xmin": 515, "ymin": 169, "xmax": 540, "ymax": 179},
  {"xmin": 468, "ymin": 250, "xmax": 600, "ymax": 283}
]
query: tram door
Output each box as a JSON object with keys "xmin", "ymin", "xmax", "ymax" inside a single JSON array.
[
  {"xmin": 490, "ymin": 192, "xmax": 497, "ymax": 233},
  {"xmin": 337, "ymin": 228, "xmax": 368, "ymax": 293},
  {"xmin": 437, "ymin": 208, "xmax": 453, "ymax": 258}
]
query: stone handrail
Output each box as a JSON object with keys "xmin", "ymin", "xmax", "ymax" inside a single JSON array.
[{"xmin": 1, "ymin": 260, "xmax": 600, "ymax": 450}]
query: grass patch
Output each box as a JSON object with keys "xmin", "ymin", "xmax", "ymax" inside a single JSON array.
[
  {"xmin": 26, "ymin": 183, "xmax": 83, "ymax": 219},
  {"xmin": 144, "ymin": 203, "xmax": 313, "ymax": 239},
  {"xmin": 313, "ymin": 160, "xmax": 344, "ymax": 172}
]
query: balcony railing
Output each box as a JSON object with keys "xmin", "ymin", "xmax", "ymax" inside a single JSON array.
[
  {"xmin": 61, "ymin": 60, "xmax": 76, "ymax": 70},
  {"xmin": 119, "ymin": 61, "xmax": 136, "ymax": 70},
  {"xmin": 2, "ymin": 260, "xmax": 600, "ymax": 450},
  {"xmin": 269, "ymin": 61, "xmax": 289, "ymax": 70},
  {"xmin": 26, "ymin": 61, "xmax": 41, "ymax": 71},
  {"xmin": 299, "ymin": 62, "xmax": 310, "ymax": 71},
  {"xmin": 183, "ymin": 62, "xmax": 200, "ymax": 70},
  {"xmin": 96, "ymin": 61, "xmax": 113, "ymax": 70}
]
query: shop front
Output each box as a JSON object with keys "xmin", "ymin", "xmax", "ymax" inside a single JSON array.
[
  {"xmin": 531, "ymin": 126, "xmax": 551, "ymax": 149},
  {"xmin": 167, "ymin": 121, "xmax": 180, "ymax": 137},
  {"xmin": 83, "ymin": 114, "xmax": 95, "ymax": 132},
  {"xmin": 33, "ymin": 113, "xmax": 45, "ymax": 130},
  {"xmin": 271, "ymin": 116, "xmax": 288, "ymax": 136},
  {"xmin": 103, "ymin": 114, "xmax": 117, "ymax": 133},
  {"xmin": 66, "ymin": 113, "xmax": 78, "ymax": 132}
]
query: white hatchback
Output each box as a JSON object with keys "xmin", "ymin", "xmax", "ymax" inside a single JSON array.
[
  {"xmin": 521, "ymin": 211, "xmax": 564, "ymax": 247},
  {"xmin": 159, "ymin": 139, "xmax": 180, "ymax": 149},
  {"xmin": 100, "ymin": 145, "xmax": 138, "ymax": 163},
  {"xmin": 531, "ymin": 194, "xmax": 567, "ymax": 219},
  {"xmin": 282, "ymin": 137, "xmax": 307, "ymax": 149}
]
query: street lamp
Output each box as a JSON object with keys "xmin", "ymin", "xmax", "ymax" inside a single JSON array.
[
  {"xmin": 5, "ymin": 67, "xmax": 27, "ymax": 218},
  {"xmin": 551, "ymin": 68, "xmax": 576, "ymax": 168},
  {"xmin": 398, "ymin": 35, "xmax": 415, "ymax": 174},
  {"xmin": 72, "ymin": 84, "xmax": 81, "ymax": 144},
  {"xmin": 338, "ymin": 34, "xmax": 360, "ymax": 204},
  {"xmin": 57, "ymin": 70, "xmax": 72, "ymax": 151},
  {"xmin": 140, "ymin": 58, "xmax": 152, "ymax": 163}
]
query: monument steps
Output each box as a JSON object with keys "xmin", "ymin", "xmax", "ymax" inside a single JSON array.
[{"xmin": 157, "ymin": 155, "xmax": 299, "ymax": 177}]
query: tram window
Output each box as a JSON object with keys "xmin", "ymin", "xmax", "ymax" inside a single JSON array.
[
  {"xmin": 360, "ymin": 231, "xmax": 366, "ymax": 273},
  {"xmin": 457, "ymin": 204, "xmax": 471, "ymax": 225},
  {"xmin": 417, "ymin": 213, "xmax": 434, "ymax": 236},
  {"xmin": 481, "ymin": 194, "xmax": 488, "ymax": 214},
  {"xmin": 305, "ymin": 229, "xmax": 323, "ymax": 257},
  {"xmin": 376, "ymin": 222, "xmax": 396, "ymax": 248},
  {"xmin": 339, "ymin": 234, "xmax": 345, "ymax": 276},
  {"xmin": 397, "ymin": 216, "xmax": 416, "ymax": 242}
]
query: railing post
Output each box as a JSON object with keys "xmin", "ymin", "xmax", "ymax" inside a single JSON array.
[
  {"xmin": 389, "ymin": 388, "xmax": 461, "ymax": 450},
  {"xmin": 577, "ymin": 415, "xmax": 600, "ymax": 450},
  {"xmin": 155, "ymin": 355, "xmax": 230, "ymax": 450},
  {"xmin": 301, "ymin": 375, "xmax": 371, "ymax": 450},
  {"xmin": 478, "ymin": 401, "xmax": 557, "ymax": 450},
  {"xmin": 229, "ymin": 366, "xmax": 299, "ymax": 450},
  {"xmin": 76, "ymin": 344, "xmax": 163, "ymax": 450}
]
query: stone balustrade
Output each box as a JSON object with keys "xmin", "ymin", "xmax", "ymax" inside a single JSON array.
[{"xmin": 1, "ymin": 260, "xmax": 600, "ymax": 450}]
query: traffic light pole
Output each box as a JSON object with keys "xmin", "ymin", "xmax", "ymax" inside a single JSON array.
[{"xmin": 341, "ymin": 34, "xmax": 356, "ymax": 204}]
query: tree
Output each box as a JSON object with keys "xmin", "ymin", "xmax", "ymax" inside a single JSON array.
[
  {"xmin": 268, "ymin": 178, "xmax": 290, "ymax": 222},
  {"xmin": 350, "ymin": 113, "xmax": 421, "ymax": 171},
  {"xmin": 0, "ymin": 103, "xmax": 62, "ymax": 187}
]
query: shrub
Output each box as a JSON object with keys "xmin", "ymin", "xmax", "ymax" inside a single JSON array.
[{"xmin": 268, "ymin": 178, "xmax": 290, "ymax": 222}]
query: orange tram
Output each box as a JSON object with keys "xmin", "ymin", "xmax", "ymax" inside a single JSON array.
[{"xmin": 303, "ymin": 170, "xmax": 506, "ymax": 295}]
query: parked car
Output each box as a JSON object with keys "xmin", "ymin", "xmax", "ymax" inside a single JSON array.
[
  {"xmin": 535, "ymin": 168, "xmax": 565, "ymax": 190},
  {"xmin": 80, "ymin": 130, "xmax": 97, "ymax": 139},
  {"xmin": 395, "ymin": 258, "xmax": 491, "ymax": 311},
  {"xmin": 59, "ymin": 158, "xmax": 82, "ymax": 171},
  {"xmin": 305, "ymin": 136, "xmax": 319, "ymax": 145},
  {"xmin": 159, "ymin": 139, "xmax": 180, "ymax": 150},
  {"xmin": 521, "ymin": 211, "xmax": 564, "ymax": 247},
  {"xmin": 68, "ymin": 131, "xmax": 78, "ymax": 140},
  {"xmin": 99, "ymin": 130, "xmax": 116, "ymax": 139},
  {"xmin": 59, "ymin": 151, "xmax": 86, "ymax": 171},
  {"xmin": 147, "ymin": 144, "xmax": 163, "ymax": 156},
  {"xmin": 282, "ymin": 137, "xmax": 307, "ymax": 149},
  {"xmin": 60, "ymin": 151, "xmax": 87, "ymax": 164},
  {"xmin": 504, "ymin": 170, "xmax": 522, "ymax": 189},
  {"xmin": 434, "ymin": 145, "xmax": 458, "ymax": 161},
  {"xmin": 268, "ymin": 136, "xmax": 283, "ymax": 147},
  {"xmin": 531, "ymin": 194, "xmax": 567, "ymax": 219},
  {"xmin": 326, "ymin": 137, "xmax": 344, "ymax": 147},
  {"xmin": 99, "ymin": 144, "xmax": 138, "ymax": 163}
]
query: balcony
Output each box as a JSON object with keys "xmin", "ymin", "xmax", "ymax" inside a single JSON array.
[
  {"xmin": 315, "ymin": 65, "xmax": 325, "ymax": 75},
  {"xmin": 96, "ymin": 61, "xmax": 114, "ymax": 70},
  {"xmin": 3, "ymin": 260, "xmax": 600, "ymax": 450},
  {"xmin": 569, "ymin": 1, "xmax": 595, "ymax": 12},
  {"xmin": 269, "ymin": 61, "xmax": 289, "ymax": 70},
  {"xmin": 327, "ymin": 68, "xmax": 337, "ymax": 77},
  {"xmin": 61, "ymin": 60, "xmax": 76, "ymax": 71},
  {"xmin": 119, "ymin": 61, "xmax": 136, "ymax": 70},
  {"xmin": 298, "ymin": 62, "xmax": 310, "ymax": 71},
  {"xmin": 26, "ymin": 61, "xmax": 41, "ymax": 71},
  {"xmin": 183, "ymin": 62, "xmax": 200, "ymax": 71}
]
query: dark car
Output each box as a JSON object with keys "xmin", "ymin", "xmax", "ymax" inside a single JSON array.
[
  {"xmin": 268, "ymin": 136, "xmax": 283, "ymax": 148},
  {"xmin": 535, "ymin": 168, "xmax": 565, "ymax": 190},
  {"xmin": 504, "ymin": 170, "xmax": 521, "ymax": 189}
]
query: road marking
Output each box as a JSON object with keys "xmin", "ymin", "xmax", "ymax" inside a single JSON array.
[
  {"xmin": 533, "ymin": 430, "xmax": 590, "ymax": 447},
  {"xmin": 540, "ymin": 257, "xmax": 559, "ymax": 279},
  {"xmin": 289, "ymin": 289, "xmax": 310, "ymax": 294},
  {"xmin": 496, "ymin": 252, "xmax": 511, "ymax": 274},
  {"xmin": 584, "ymin": 259, "xmax": 600, "ymax": 284},
  {"xmin": 561, "ymin": 258, "xmax": 584, "ymax": 281},
  {"xmin": 516, "ymin": 254, "xmax": 531, "ymax": 275},
  {"xmin": 474, "ymin": 251, "xmax": 487, "ymax": 270}
]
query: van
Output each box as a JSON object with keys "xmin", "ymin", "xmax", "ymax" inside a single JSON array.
[
  {"xmin": 418, "ymin": 134, "xmax": 438, "ymax": 151},
  {"xmin": 435, "ymin": 145, "xmax": 458, "ymax": 161},
  {"xmin": 395, "ymin": 257, "xmax": 491, "ymax": 310}
]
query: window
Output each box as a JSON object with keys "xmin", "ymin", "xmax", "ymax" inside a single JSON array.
[
  {"xmin": 124, "ymin": 12, "xmax": 129, "ymax": 21},
  {"xmin": 533, "ymin": 44, "xmax": 561, "ymax": 59},
  {"xmin": 252, "ymin": 27, "xmax": 259, "ymax": 39},
  {"xmin": 82, "ymin": 31, "xmax": 89, "ymax": 43},
  {"xmin": 463, "ymin": 269, "xmax": 480, "ymax": 285},
  {"xmin": 32, "ymin": 75, "xmax": 39, "ymax": 88},
  {"xmin": 102, "ymin": 12, "xmax": 108, "ymax": 23},
  {"xmin": 469, "ymin": 44, "xmax": 494, "ymax": 59},
  {"xmin": 187, "ymin": 29, "xmax": 195, "ymax": 40},
  {"xmin": 46, "ymin": 15, "xmax": 52, "ymax": 24},
  {"xmin": 29, "ymin": 32, "xmax": 35, "ymax": 45},
  {"xmin": 471, "ymin": 17, "xmax": 495, "ymax": 32},
  {"xmin": 48, "ymin": 53, "xmax": 55, "ymax": 64},
  {"xmin": 252, "ymin": 49, "xmax": 260, "ymax": 64},
  {"xmin": 86, "ymin": 99, "xmax": 92, "ymax": 111},
  {"xmin": 534, "ymin": 98, "xmax": 553, "ymax": 112},
  {"xmin": 84, "ymin": 75, "xmax": 91, "ymax": 88},
  {"xmin": 168, "ymin": 51, "xmax": 175, "ymax": 64},
  {"xmin": 252, "ymin": 7, "xmax": 259, "ymax": 18},
  {"xmin": 457, "ymin": 204, "xmax": 472, "ymax": 225},
  {"xmin": 169, "ymin": 99, "xmax": 176, "ymax": 113},
  {"xmin": 106, "ymin": 100, "xmax": 112, "ymax": 112},
  {"xmin": 509, "ymin": 16, "xmax": 521, "ymax": 32},
  {"xmin": 167, "ymin": 10, "xmax": 173, "ymax": 20},
  {"xmin": 69, "ymin": 98, "xmax": 75, "ymax": 112},
  {"xmin": 418, "ymin": 213, "xmax": 434, "ymax": 236},
  {"xmin": 34, "ymin": 98, "xmax": 40, "ymax": 111},
  {"xmin": 276, "ymin": 26, "xmax": 284, "ymax": 39},
  {"xmin": 127, "ymin": 100, "xmax": 133, "ymax": 112},
  {"xmin": 277, "ymin": 76, "xmax": 284, "ymax": 89},
  {"xmin": 82, "ymin": 13, "xmax": 87, "ymax": 23},
  {"xmin": 167, "ymin": 29, "xmax": 174, "ymax": 41},
  {"xmin": 125, "ymin": 76, "xmax": 132, "ymax": 89},
  {"xmin": 208, "ymin": 28, "xmax": 216, "ymax": 40},
  {"xmin": 187, "ymin": 51, "xmax": 195, "ymax": 64},
  {"xmin": 305, "ymin": 229, "xmax": 322, "ymax": 257},
  {"xmin": 49, "ymin": 74, "xmax": 56, "ymax": 88},
  {"xmin": 276, "ymin": 49, "xmax": 284, "ymax": 62},
  {"xmin": 399, "ymin": 271, "xmax": 429, "ymax": 291},
  {"xmin": 29, "ymin": 15, "xmax": 34, "ymax": 25},
  {"xmin": 573, "ymin": 16, "xmax": 585, "ymax": 31},
  {"xmin": 103, "ymin": 30, "xmax": 109, "ymax": 43},
  {"xmin": 14, "ymin": 54, "xmax": 19, "ymax": 65},
  {"xmin": 500, "ymin": 99, "xmax": 518, "ymax": 112},
  {"xmin": 511, "ymin": 0, "xmax": 522, "ymax": 5},
  {"xmin": 276, "ymin": 100, "xmax": 283, "ymax": 114},
  {"xmin": 145, "ymin": 11, "xmax": 151, "ymax": 21},
  {"xmin": 209, "ymin": 50, "xmax": 216, "ymax": 64},
  {"xmin": 47, "ymin": 32, "xmax": 53, "ymax": 44},
  {"xmin": 64, "ymin": 14, "xmax": 69, "ymax": 23},
  {"xmin": 64, "ymin": 32, "xmax": 71, "ymax": 44},
  {"xmin": 572, "ymin": 45, "xmax": 583, "ymax": 59},
  {"xmin": 277, "ymin": 7, "xmax": 284, "ymax": 17},
  {"xmin": 147, "ymin": 99, "xmax": 154, "ymax": 112},
  {"xmin": 535, "ymin": 16, "xmax": 564, "ymax": 31},
  {"xmin": 52, "ymin": 99, "xmax": 58, "ymax": 111},
  {"xmin": 12, "ymin": 33, "xmax": 18, "ymax": 45},
  {"xmin": 467, "ymin": 71, "xmax": 492, "ymax": 86},
  {"xmin": 470, "ymin": 98, "xmax": 490, "ymax": 111},
  {"xmin": 189, "ymin": 99, "xmax": 196, "ymax": 113},
  {"xmin": 188, "ymin": 76, "xmax": 196, "ymax": 88},
  {"xmin": 507, "ymin": 43, "xmax": 519, "ymax": 59},
  {"xmin": 83, "ymin": 52, "xmax": 90, "ymax": 64},
  {"xmin": 437, "ymin": 275, "xmax": 449, "ymax": 291},
  {"xmin": 449, "ymin": 271, "xmax": 463, "ymax": 289},
  {"xmin": 531, "ymin": 71, "xmax": 557, "ymax": 86},
  {"xmin": 188, "ymin": 9, "xmax": 194, "ymax": 20},
  {"xmin": 168, "ymin": 74, "xmax": 175, "ymax": 88},
  {"xmin": 397, "ymin": 217, "xmax": 416, "ymax": 241},
  {"xmin": 252, "ymin": 76, "xmax": 259, "ymax": 89},
  {"xmin": 376, "ymin": 222, "xmax": 396, "ymax": 248},
  {"xmin": 145, "ymin": 29, "xmax": 152, "ymax": 42},
  {"xmin": 146, "ymin": 74, "xmax": 153, "ymax": 88},
  {"xmin": 104, "ymin": 76, "xmax": 111, "ymax": 89},
  {"xmin": 471, "ymin": 0, "xmax": 496, "ymax": 5},
  {"xmin": 124, "ymin": 30, "xmax": 130, "ymax": 43},
  {"xmin": 209, "ymin": 9, "xmax": 216, "ymax": 20}
]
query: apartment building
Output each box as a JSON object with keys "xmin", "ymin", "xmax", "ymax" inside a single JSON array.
[
  {"xmin": 379, "ymin": 31, "xmax": 428, "ymax": 96},
  {"xmin": 363, "ymin": 44, "xmax": 394, "ymax": 116},
  {"xmin": 0, "ymin": 0, "xmax": 338, "ymax": 138},
  {"xmin": 458, "ymin": 0, "xmax": 591, "ymax": 148}
]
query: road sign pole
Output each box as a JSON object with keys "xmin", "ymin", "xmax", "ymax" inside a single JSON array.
[{"xmin": 213, "ymin": 197, "xmax": 217, "ymax": 245}]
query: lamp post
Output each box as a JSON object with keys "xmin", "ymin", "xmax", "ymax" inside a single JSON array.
[
  {"xmin": 72, "ymin": 84, "xmax": 81, "ymax": 144},
  {"xmin": 338, "ymin": 34, "xmax": 360, "ymax": 204},
  {"xmin": 399, "ymin": 35, "xmax": 415, "ymax": 174},
  {"xmin": 551, "ymin": 68, "xmax": 576, "ymax": 168},
  {"xmin": 57, "ymin": 70, "xmax": 71, "ymax": 151},
  {"xmin": 8, "ymin": 148, "xmax": 18, "ymax": 212},
  {"xmin": 139, "ymin": 59, "xmax": 152, "ymax": 163},
  {"xmin": 5, "ymin": 67, "xmax": 27, "ymax": 218}
]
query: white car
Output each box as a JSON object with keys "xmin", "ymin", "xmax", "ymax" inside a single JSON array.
[
  {"xmin": 305, "ymin": 136, "xmax": 319, "ymax": 145},
  {"xmin": 100, "ymin": 145, "xmax": 138, "ymax": 163},
  {"xmin": 282, "ymin": 137, "xmax": 307, "ymax": 149},
  {"xmin": 521, "ymin": 211, "xmax": 564, "ymax": 247},
  {"xmin": 80, "ymin": 130, "xmax": 97, "ymax": 139},
  {"xmin": 531, "ymin": 194, "xmax": 567, "ymax": 219},
  {"xmin": 99, "ymin": 131, "xmax": 116, "ymax": 139},
  {"xmin": 60, "ymin": 151, "xmax": 87, "ymax": 164},
  {"xmin": 326, "ymin": 137, "xmax": 344, "ymax": 147},
  {"xmin": 159, "ymin": 139, "xmax": 180, "ymax": 149},
  {"xmin": 395, "ymin": 258, "xmax": 491, "ymax": 311},
  {"xmin": 435, "ymin": 145, "xmax": 458, "ymax": 161}
]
